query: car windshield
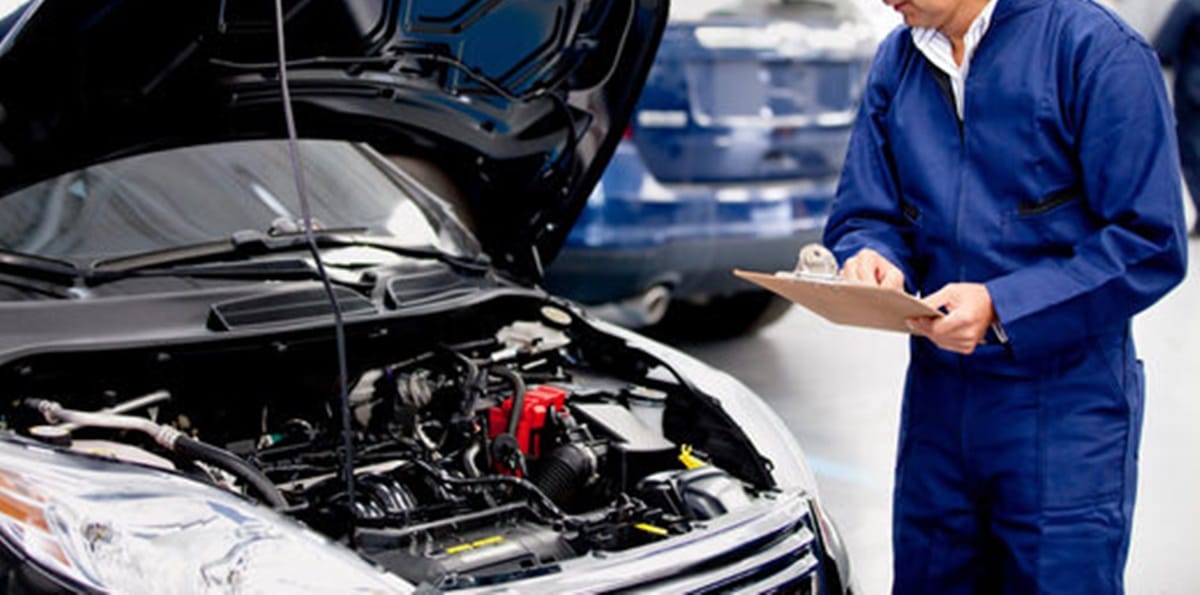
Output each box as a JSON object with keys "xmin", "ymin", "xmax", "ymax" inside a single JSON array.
[
  {"xmin": 670, "ymin": 0, "xmax": 854, "ymax": 21},
  {"xmin": 0, "ymin": 140, "xmax": 479, "ymax": 266}
]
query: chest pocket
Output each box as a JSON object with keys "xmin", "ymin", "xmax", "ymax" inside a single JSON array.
[{"xmin": 1004, "ymin": 188, "xmax": 1096, "ymax": 258}]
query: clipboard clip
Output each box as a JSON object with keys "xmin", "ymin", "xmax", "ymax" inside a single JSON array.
[{"xmin": 776, "ymin": 243, "xmax": 840, "ymax": 282}]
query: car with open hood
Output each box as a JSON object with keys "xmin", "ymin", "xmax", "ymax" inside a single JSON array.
[
  {"xmin": 543, "ymin": 0, "xmax": 876, "ymax": 338},
  {"xmin": 0, "ymin": 1, "xmax": 852, "ymax": 592}
]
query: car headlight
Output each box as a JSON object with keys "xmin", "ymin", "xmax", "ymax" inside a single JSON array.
[{"xmin": 0, "ymin": 439, "xmax": 409, "ymax": 594}]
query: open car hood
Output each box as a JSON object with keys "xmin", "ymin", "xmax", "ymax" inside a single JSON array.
[{"xmin": 0, "ymin": 0, "xmax": 668, "ymax": 281}]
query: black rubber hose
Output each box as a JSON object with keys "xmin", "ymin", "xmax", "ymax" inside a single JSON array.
[
  {"xmin": 175, "ymin": 436, "xmax": 289, "ymax": 510},
  {"xmin": 410, "ymin": 459, "xmax": 574, "ymax": 524},
  {"xmin": 443, "ymin": 348, "xmax": 482, "ymax": 416},
  {"xmin": 490, "ymin": 366, "xmax": 527, "ymax": 437}
]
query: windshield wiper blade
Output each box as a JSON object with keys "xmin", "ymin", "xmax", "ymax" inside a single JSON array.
[
  {"xmin": 88, "ymin": 228, "xmax": 489, "ymax": 281},
  {"xmin": 87, "ymin": 227, "xmax": 371, "ymax": 274},
  {"xmin": 0, "ymin": 247, "xmax": 350, "ymax": 295},
  {"xmin": 83, "ymin": 258, "xmax": 329, "ymax": 284}
]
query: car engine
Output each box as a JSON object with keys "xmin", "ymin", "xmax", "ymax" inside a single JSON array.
[{"xmin": 5, "ymin": 302, "xmax": 773, "ymax": 589}]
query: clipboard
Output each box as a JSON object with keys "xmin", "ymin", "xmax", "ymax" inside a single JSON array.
[{"xmin": 733, "ymin": 269, "xmax": 941, "ymax": 333}]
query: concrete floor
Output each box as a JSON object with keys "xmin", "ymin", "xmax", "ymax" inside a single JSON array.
[{"xmin": 677, "ymin": 238, "xmax": 1200, "ymax": 594}]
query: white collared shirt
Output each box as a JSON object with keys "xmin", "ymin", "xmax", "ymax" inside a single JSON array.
[{"xmin": 911, "ymin": 0, "xmax": 999, "ymax": 120}]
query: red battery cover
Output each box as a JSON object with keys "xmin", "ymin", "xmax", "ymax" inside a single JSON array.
[{"xmin": 487, "ymin": 385, "xmax": 568, "ymax": 457}]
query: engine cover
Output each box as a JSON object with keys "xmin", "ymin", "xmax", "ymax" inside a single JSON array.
[{"xmin": 487, "ymin": 385, "xmax": 569, "ymax": 457}]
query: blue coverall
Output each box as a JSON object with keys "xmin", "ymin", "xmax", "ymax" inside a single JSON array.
[{"xmin": 823, "ymin": 0, "xmax": 1188, "ymax": 592}]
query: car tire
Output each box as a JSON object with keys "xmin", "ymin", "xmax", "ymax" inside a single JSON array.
[{"xmin": 648, "ymin": 291, "xmax": 790, "ymax": 340}]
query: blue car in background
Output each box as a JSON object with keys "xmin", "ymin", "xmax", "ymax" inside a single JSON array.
[{"xmin": 545, "ymin": 0, "xmax": 877, "ymax": 338}]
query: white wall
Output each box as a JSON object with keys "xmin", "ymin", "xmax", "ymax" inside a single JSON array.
[
  {"xmin": 0, "ymin": 0, "xmax": 1171, "ymax": 59},
  {"xmin": 850, "ymin": 0, "xmax": 903, "ymax": 40}
]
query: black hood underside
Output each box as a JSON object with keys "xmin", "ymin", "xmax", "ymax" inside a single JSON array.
[{"xmin": 0, "ymin": 0, "xmax": 668, "ymax": 280}]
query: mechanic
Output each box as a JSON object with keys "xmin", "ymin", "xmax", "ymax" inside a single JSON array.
[
  {"xmin": 1157, "ymin": 0, "xmax": 1200, "ymax": 238},
  {"xmin": 823, "ymin": 0, "xmax": 1188, "ymax": 592}
]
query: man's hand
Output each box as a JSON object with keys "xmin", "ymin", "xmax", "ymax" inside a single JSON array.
[
  {"xmin": 907, "ymin": 283, "xmax": 997, "ymax": 355},
  {"xmin": 840, "ymin": 248, "xmax": 905, "ymax": 290}
]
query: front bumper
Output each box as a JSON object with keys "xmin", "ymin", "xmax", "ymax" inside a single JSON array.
[{"xmin": 460, "ymin": 489, "xmax": 845, "ymax": 593}]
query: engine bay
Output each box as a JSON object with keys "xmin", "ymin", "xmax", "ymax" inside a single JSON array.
[{"xmin": 1, "ymin": 298, "xmax": 778, "ymax": 589}]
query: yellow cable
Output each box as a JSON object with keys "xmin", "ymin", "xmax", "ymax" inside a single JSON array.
[{"xmin": 635, "ymin": 523, "xmax": 669, "ymax": 537}]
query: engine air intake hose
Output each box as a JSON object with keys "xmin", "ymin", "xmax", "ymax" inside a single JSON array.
[{"xmin": 533, "ymin": 444, "xmax": 596, "ymax": 507}]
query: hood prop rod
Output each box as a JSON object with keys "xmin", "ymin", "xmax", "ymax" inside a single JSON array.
[{"xmin": 272, "ymin": 0, "xmax": 358, "ymax": 543}]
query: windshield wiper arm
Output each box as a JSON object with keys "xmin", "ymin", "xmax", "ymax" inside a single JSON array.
[
  {"xmin": 0, "ymin": 272, "xmax": 75, "ymax": 298},
  {"xmin": 313, "ymin": 233, "xmax": 492, "ymax": 274},
  {"xmin": 0, "ymin": 250, "xmax": 81, "ymax": 281},
  {"xmin": 0, "ymin": 250, "xmax": 83, "ymax": 298}
]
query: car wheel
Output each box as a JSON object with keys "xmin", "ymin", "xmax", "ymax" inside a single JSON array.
[{"xmin": 648, "ymin": 291, "xmax": 790, "ymax": 340}]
